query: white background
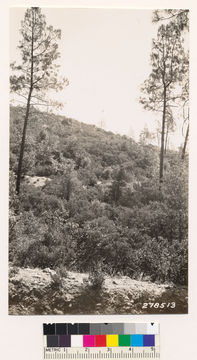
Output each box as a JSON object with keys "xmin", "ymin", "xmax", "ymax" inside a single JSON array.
[{"xmin": 1, "ymin": 1, "xmax": 197, "ymax": 359}]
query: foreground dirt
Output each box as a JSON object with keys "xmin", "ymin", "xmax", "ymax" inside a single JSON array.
[{"xmin": 9, "ymin": 266, "xmax": 188, "ymax": 315}]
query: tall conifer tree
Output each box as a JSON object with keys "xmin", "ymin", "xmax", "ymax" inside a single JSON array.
[
  {"xmin": 140, "ymin": 22, "xmax": 188, "ymax": 184},
  {"xmin": 10, "ymin": 7, "xmax": 68, "ymax": 193}
]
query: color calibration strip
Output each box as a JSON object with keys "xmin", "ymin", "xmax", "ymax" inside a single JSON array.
[
  {"xmin": 43, "ymin": 322, "xmax": 159, "ymax": 336},
  {"xmin": 43, "ymin": 323, "xmax": 160, "ymax": 359},
  {"xmin": 43, "ymin": 323, "xmax": 159, "ymax": 347},
  {"xmin": 44, "ymin": 333, "xmax": 158, "ymax": 348}
]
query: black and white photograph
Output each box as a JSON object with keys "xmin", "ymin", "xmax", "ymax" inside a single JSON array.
[{"xmin": 9, "ymin": 7, "xmax": 189, "ymax": 315}]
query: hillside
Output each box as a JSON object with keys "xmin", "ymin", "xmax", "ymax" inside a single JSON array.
[{"xmin": 9, "ymin": 106, "xmax": 188, "ymax": 314}]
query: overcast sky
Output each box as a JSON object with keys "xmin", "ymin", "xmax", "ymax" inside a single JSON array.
[{"xmin": 10, "ymin": 7, "xmax": 188, "ymax": 148}]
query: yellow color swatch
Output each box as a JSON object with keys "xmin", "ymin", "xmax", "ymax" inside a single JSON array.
[{"xmin": 106, "ymin": 335, "xmax": 119, "ymax": 347}]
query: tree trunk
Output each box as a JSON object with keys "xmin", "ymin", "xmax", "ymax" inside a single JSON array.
[
  {"xmin": 164, "ymin": 122, "xmax": 169, "ymax": 154},
  {"xmin": 16, "ymin": 92, "xmax": 32, "ymax": 194},
  {"xmin": 159, "ymin": 87, "xmax": 166, "ymax": 185},
  {"xmin": 16, "ymin": 13, "xmax": 34, "ymax": 194},
  {"xmin": 181, "ymin": 123, "xmax": 189, "ymax": 160}
]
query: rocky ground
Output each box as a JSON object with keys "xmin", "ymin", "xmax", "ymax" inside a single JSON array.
[{"xmin": 9, "ymin": 266, "xmax": 188, "ymax": 315}]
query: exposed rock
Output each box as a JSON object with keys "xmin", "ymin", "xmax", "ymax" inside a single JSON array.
[
  {"xmin": 9, "ymin": 265, "xmax": 188, "ymax": 315},
  {"xmin": 24, "ymin": 175, "xmax": 51, "ymax": 187}
]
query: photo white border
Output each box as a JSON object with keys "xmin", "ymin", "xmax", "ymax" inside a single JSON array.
[{"xmin": 1, "ymin": 1, "xmax": 197, "ymax": 359}]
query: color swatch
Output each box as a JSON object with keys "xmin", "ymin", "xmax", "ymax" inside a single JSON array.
[
  {"xmin": 43, "ymin": 323, "xmax": 159, "ymax": 349},
  {"xmin": 43, "ymin": 322, "xmax": 159, "ymax": 336},
  {"xmin": 45, "ymin": 334, "xmax": 156, "ymax": 348}
]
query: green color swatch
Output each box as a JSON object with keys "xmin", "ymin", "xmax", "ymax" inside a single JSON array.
[{"xmin": 119, "ymin": 335, "xmax": 131, "ymax": 347}]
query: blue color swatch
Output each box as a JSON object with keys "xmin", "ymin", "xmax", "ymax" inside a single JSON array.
[
  {"xmin": 131, "ymin": 335, "xmax": 143, "ymax": 347},
  {"xmin": 143, "ymin": 335, "xmax": 155, "ymax": 347}
]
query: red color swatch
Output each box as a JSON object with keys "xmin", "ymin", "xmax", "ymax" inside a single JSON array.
[{"xmin": 95, "ymin": 335, "xmax": 106, "ymax": 347}]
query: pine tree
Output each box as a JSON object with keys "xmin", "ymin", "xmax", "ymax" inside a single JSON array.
[
  {"xmin": 10, "ymin": 7, "xmax": 68, "ymax": 194},
  {"xmin": 152, "ymin": 9, "xmax": 189, "ymax": 160},
  {"xmin": 139, "ymin": 22, "xmax": 188, "ymax": 185}
]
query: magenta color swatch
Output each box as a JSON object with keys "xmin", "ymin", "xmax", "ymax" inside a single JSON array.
[{"xmin": 83, "ymin": 335, "xmax": 95, "ymax": 347}]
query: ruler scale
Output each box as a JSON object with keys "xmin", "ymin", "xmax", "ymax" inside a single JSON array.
[
  {"xmin": 43, "ymin": 348, "xmax": 160, "ymax": 359},
  {"xmin": 43, "ymin": 323, "xmax": 160, "ymax": 359}
]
